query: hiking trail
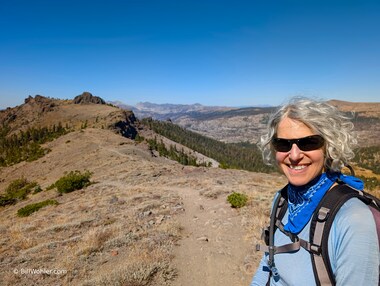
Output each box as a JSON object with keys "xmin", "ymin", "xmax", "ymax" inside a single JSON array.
[{"xmin": 172, "ymin": 187, "xmax": 252, "ymax": 286}]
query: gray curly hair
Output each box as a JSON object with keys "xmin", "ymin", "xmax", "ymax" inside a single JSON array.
[{"xmin": 258, "ymin": 96, "xmax": 357, "ymax": 172}]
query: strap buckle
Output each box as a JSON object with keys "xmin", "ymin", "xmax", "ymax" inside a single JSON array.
[
  {"xmin": 310, "ymin": 243, "xmax": 322, "ymax": 255},
  {"xmin": 317, "ymin": 207, "xmax": 330, "ymax": 222}
]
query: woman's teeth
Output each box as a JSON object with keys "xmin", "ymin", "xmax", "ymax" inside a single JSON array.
[{"xmin": 289, "ymin": 165, "xmax": 306, "ymax": 170}]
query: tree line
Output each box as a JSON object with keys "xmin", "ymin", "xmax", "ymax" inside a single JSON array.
[
  {"xmin": 141, "ymin": 118, "xmax": 276, "ymax": 173},
  {"xmin": 146, "ymin": 136, "xmax": 210, "ymax": 167},
  {"xmin": 0, "ymin": 123, "xmax": 68, "ymax": 167}
]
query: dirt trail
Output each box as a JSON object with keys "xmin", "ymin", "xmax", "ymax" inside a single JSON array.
[{"xmin": 172, "ymin": 187, "xmax": 252, "ymax": 286}]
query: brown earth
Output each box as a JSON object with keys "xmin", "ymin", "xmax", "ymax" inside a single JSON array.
[
  {"xmin": 0, "ymin": 95, "xmax": 137, "ymax": 136},
  {"xmin": 0, "ymin": 128, "xmax": 286, "ymax": 286},
  {"xmin": 328, "ymin": 100, "xmax": 380, "ymax": 117}
]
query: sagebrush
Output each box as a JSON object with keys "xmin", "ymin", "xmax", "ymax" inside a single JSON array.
[
  {"xmin": 227, "ymin": 192, "xmax": 248, "ymax": 208},
  {"xmin": 50, "ymin": 170, "xmax": 92, "ymax": 194},
  {"xmin": 0, "ymin": 178, "xmax": 40, "ymax": 206},
  {"xmin": 17, "ymin": 199, "xmax": 59, "ymax": 217}
]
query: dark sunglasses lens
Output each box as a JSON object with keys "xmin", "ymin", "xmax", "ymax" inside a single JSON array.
[
  {"xmin": 272, "ymin": 139, "xmax": 291, "ymax": 152},
  {"xmin": 272, "ymin": 135, "xmax": 324, "ymax": 152},
  {"xmin": 298, "ymin": 136, "xmax": 324, "ymax": 151}
]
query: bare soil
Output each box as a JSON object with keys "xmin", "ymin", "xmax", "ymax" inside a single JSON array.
[
  {"xmin": 0, "ymin": 128, "xmax": 286, "ymax": 285},
  {"xmin": 172, "ymin": 186, "xmax": 251, "ymax": 286}
]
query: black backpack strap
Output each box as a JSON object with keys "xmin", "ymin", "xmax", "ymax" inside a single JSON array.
[{"xmin": 309, "ymin": 184, "xmax": 363, "ymax": 286}]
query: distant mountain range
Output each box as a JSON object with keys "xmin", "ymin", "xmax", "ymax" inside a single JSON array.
[
  {"xmin": 109, "ymin": 101, "xmax": 236, "ymax": 121},
  {"xmin": 110, "ymin": 99, "xmax": 380, "ymax": 147}
]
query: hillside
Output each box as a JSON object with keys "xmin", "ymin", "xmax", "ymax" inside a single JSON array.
[
  {"xmin": 0, "ymin": 128, "xmax": 285, "ymax": 286},
  {"xmin": 141, "ymin": 118, "xmax": 276, "ymax": 173},
  {"xmin": 0, "ymin": 94, "xmax": 287, "ymax": 285},
  {"xmin": 327, "ymin": 99, "xmax": 380, "ymax": 117},
  {"xmin": 0, "ymin": 93, "xmax": 138, "ymax": 138}
]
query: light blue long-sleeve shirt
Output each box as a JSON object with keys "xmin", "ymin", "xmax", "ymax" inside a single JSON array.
[{"xmin": 251, "ymin": 197, "xmax": 379, "ymax": 286}]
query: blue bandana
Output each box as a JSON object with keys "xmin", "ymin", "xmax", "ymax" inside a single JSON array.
[{"xmin": 283, "ymin": 172, "xmax": 364, "ymax": 234}]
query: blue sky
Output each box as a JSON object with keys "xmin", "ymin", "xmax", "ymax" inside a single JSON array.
[{"xmin": 1, "ymin": 0, "xmax": 379, "ymax": 109}]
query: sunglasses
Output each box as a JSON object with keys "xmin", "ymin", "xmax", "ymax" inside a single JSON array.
[{"xmin": 271, "ymin": 135, "xmax": 325, "ymax": 152}]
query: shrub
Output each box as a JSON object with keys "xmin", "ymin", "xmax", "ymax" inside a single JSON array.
[
  {"xmin": 0, "ymin": 178, "xmax": 40, "ymax": 206},
  {"xmin": 33, "ymin": 186, "xmax": 43, "ymax": 194},
  {"xmin": 227, "ymin": 192, "xmax": 248, "ymax": 208},
  {"xmin": 134, "ymin": 134, "xmax": 145, "ymax": 143},
  {"xmin": 17, "ymin": 199, "xmax": 59, "ymax": 217},
  {"xmin": 52, "ymin": 170, "xmax": 92, "ymax": 194},
  {"xmin": 0, "ymin": 196, "xmax": 16, "ymax": 207}
]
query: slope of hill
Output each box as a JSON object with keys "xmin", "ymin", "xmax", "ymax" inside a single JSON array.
[
  {"xmin": 328, "ymin": 99, "xmax": 380, "ymax": 117},
  {"xmin": 0, "ymin": 127, "xmax": 285, "ymax": 286},
  {"xmin": 141, "ymin": 118, "xmax": 276, "ymax": 173},
  {"xmin": 0, "ymin": 94, "xmax": 138, "ymax": 138},
  {"xmin": 0, "ymin": 94, "xmax": 287, "ymax": 285}
]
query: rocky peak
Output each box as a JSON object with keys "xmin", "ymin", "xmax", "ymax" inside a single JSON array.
[
  {"xmin": 24, "ymin": 95, "xmax": 56, "ymax": 107},
  {"xmin": 73, "ymin": 92, "xmax": 106, "ymax": 105}
]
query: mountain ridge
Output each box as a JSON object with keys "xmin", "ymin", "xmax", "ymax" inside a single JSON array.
[
  {"xmin": 112, "ymin": 99, "xmax": 380, "ymax": 146},
  {"xmin": 0, "ymin": 94, "xmax": 138, "ymax": 139}
]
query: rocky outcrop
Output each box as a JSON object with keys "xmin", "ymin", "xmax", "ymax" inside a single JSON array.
[
  {"xmin": 0, "ymin": 94, "xmax": 139, "ymax": 141},
  {"xmin": 24, "ymin": 95, "xmax": 56, "ymax": 113},
  {"xmin": 73, "ymin": 92, "xmax": 106, "ymax": 105},
  {"xmin": 108, "ymin": 110, "xmax": 138, "ymax": 139},
  {"xmin": 0, "ymin": 95, "xmax": 57, "ymax": 127}
]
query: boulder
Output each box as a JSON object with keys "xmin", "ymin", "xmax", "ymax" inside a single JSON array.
[{"xmin": 73, "ymin": 92, "xmax": 106, "ymax": 105}]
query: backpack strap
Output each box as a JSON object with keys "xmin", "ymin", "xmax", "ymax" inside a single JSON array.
[
  {"xmin": 256, "ymin": 185, "xmax": 289, "ymax": 284},
  {"xmin": 309, "ymin": 183, "xmax": 370, "ymax": 286},
  {"xmin": 258, "ymin": 186, "xmax": 314, "ymax": 283},
  {"xmin": 258, "ymin": 186, "xmax": 288, "ymax": 247},
  {"xmin": 257, "ymin": 182, "xmax": 379, "ymax": 286}
]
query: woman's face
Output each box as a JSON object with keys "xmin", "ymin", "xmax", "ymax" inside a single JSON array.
[{"xmin": 275, "ymin": 117, "xmax": 325, "ymax": 186}]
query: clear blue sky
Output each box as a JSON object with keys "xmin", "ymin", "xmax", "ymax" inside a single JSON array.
[{"xmin": 1, "ymin": 0, "xmax": 379, "ymax": 109}]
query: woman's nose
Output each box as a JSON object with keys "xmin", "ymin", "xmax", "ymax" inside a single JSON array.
[{"xmin": 289, "ymin": 143, "xmax": 303, "ymax": 161}]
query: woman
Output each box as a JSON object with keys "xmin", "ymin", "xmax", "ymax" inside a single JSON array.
[{"xmin": 251, "ymin": 97, "xmax": 379, "ymax": 285}]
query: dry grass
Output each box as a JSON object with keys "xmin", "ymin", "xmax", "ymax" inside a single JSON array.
[
  {"xmin": 0, "ymin": 129, "xmax": 186, "ymax": 286},
  {"xmin": 0, "ymin": 128, "xmax": 288, "ymax": 285},
  {"xmin": 0, "ymin": 182, "xmax": 183, "ymax": 286},
  {"xmin": 199, "ymin": 188, "xmax": 229, "ymax": 199}
]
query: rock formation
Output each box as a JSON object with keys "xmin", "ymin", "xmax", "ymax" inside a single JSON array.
[{"xmin": 73, "ymin": 92, "xmax": 106, "ymax": 105}]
